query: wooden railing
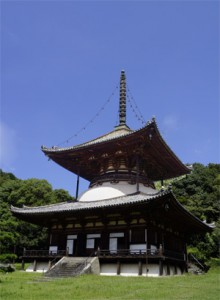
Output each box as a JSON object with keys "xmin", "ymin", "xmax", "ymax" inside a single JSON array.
[
  {"xmin": 163, "ymin": 250, "xmax": 185, "ymax": 261},
  {"xmin": 188, "ymin": 253, "xmax": 207, "ymax": 271},
  {"xmin": 22, "ymin": 248, "xmax": 185, "ymax": 261},
  {"xmin": 23, "ymin": 249, "xmax": 68, "ymax": 257},
  {"xmin": 97, "ymin": 248, "xmax": 160, "ymax": 257},
  {"xmin": 97, "ymin": 248, "xmax": 185, "ymax": 261}
]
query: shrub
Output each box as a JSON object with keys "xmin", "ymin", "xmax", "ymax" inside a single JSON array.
[{"xmin": 0, "ymin": 263, "xmax": 15, "ymax": 273}]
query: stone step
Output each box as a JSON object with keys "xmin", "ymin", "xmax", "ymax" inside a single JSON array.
[
  {"xmin": 187, "ymin": 263, "xmax": 204, "ymax": 275},
  {"xmin": 45, "ymin": 257, "xmax": 92, "ymax": 278}
]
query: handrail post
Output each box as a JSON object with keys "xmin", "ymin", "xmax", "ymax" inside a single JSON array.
[{"xmin": 159, "ymin": 244, "xmax": 163, "ymax": 256}]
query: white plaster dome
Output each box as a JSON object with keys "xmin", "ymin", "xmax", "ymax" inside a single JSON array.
[{"xmin": 78, "ymin": 181, "xmax": 157, "ymax": 202}]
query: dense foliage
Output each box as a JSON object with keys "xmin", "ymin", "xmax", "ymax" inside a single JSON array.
[
  {"xmin": 172, "ymin": 163, "xmax": 220, "ymax": 223},
  {"xmin": 171, "ymin": 163, "xmax": 219, "ymax": 262},
  {"xmin": 0, "ymin": 170, "xmax": 74, "ymax": 262},
  {"xmin": 0, "ymin": 164, "xmax": 219, "ymax": 263}
]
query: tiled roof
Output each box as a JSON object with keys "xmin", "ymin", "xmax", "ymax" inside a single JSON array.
[
  {"xmin": 41, "ymin": 122, "xmax": 148, "ymax": 152},
  {"xmin": 11, "ymin": 190, "xmax": 212, "ymax": 232},
  {"xmin": 11, "ymin": 190, "xmax": 165, "ymax": 215},
  {"xmin": 40, "ymin": 118, "xmax": 190, "ymax": 181}
]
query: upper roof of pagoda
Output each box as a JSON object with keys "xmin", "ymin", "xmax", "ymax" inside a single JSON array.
[
  {"xmin": 41, "ymin": 70, "xmax": 190, "ymax": 181},
  {"xmin": 41, "ymin": 118, "xmax": 190, "ymax": 181}
]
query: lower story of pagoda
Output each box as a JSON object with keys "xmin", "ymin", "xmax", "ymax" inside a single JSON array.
[{"xmin": 20, "ymin": 226, "xmax": 187, "ymax": 276}]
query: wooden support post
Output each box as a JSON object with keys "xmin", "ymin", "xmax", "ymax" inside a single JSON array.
[
  {"xmin": 159, "ymin": 259, "xmax": 163, "ymax": 276},
  {"xmin": 33, "ymin": 260, "xmax": 37, "ymax": 272},
  {"xmin": 75, "ymin": 172, "xmax": 80, "ymax": 200},
  {"xmin": 181, "ymin": 264, "xmax": 185, "ymax": 274},
  {"xmin": 145, "ymin": 228, "xmax": 148, "ymax": 276},
  {"xmin": 138, "ymin": 261, "xmax": 142, "ymax": 276},
  {"xmin": 159, "ymin": 244, "xmax": 163, "ymax": 256},
  {"xmin": 136, "ymin": 155, "xmax": 140, "ymax": 193},
  {"xmin": 21, "ymin": 259, "xmax": 25, "ymax": 271},
  {"xmin": 174, "ymin": 264, "xmax": 177, "ymax": 275},
  {"xmin": 117, "ymin": 260, "xmax": 121, "ymax": 275},
  {"xmin": 48, "ymin": 260, "xmax": 52, "ymax": 270},
  {"xmin": 167, "ymin": 263, "xmax": 170, "ymax": 276}
]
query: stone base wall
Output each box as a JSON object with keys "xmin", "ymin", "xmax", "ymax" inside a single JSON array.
[{"xmin": 100, "ymin": 263, "xmax": 183, "ymax": 277}]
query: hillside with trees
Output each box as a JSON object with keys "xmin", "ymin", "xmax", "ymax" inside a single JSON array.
[
  {"xmin": 0, "ymin": 170, "xmax": 74, "ymax": 262},
  {"xmin": 0, "ymin": 164, "xmax": 219, "ymax": 263},
  {"xmin": 172, "ymin": 163, "xmax": 220, "ymax": 262}
]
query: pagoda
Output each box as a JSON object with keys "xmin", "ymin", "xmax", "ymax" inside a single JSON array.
[{"xmin": 12, "ymin": 71, "xmax": 211, "ymax": 276}]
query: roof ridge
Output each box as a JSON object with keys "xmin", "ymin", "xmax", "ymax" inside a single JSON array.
[{"xmin": 41, "ymin": 118, "xmax": 155, "ymax": 152}]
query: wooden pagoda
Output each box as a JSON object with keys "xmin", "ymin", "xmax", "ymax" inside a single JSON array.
[{"xmin": 11, "ymin": 71, "xmax": 211, "ymax": 276}]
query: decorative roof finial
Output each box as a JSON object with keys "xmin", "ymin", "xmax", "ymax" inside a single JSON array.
[{"xmin": 119, "ymin": 70, "xmax": 126, "ymax": 125}]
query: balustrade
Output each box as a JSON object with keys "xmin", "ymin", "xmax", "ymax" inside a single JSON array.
[{"xmin": 23, "ymin": 249, "xmax": 67, "ymax": 257}]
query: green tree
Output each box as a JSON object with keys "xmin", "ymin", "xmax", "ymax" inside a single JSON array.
[
  {"xmin": 0, "ymin": 170, "xmax": 74, "ymax": 262},
  {"xmin": 172, "ymin": 163, "xmax": 220, "ymax": 262}
]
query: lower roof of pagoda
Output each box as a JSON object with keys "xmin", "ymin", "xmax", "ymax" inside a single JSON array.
[
  {"xmin": 41, "ymin": 119, "xmax": 190, "ymax": 181},
  {"xmin": 11, "ymin": 190, "xmax": 211, "ymax": 234}
]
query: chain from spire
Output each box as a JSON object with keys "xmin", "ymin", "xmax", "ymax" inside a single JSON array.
[
  {"xmin": 127, "ymin": 86, "xmax": 146, "ymax": 125},
  {"xmin": 56, "ymin": 85, "xmax": 119, "ymax": 147}
]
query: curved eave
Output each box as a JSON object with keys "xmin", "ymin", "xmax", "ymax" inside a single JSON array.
[
  {"xmin": 42, "ymin": 124, "xmax": 133, "ymax": 153},
  {"xmin": 41, "ymin": 120, "xmax": 190, "ymax": 181},
  {"xmin": 11, "ymin": 191, "xmax": 163, "ymax": 216},
  {"xmin": 11, "ymin": 191, "xmax": 211, "ymax": 233},
  {"xmin": 166, "ymin": 192, "xmax": 212, "ymax": 234}
]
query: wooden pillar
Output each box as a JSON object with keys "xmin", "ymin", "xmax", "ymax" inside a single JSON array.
[
  {"xmin": 75, "ymin": 170, "xmax": 80, "ymax": 200},
  {"xmin": 138, "ymin": 261, "xmax": 142, "ymax": 276},
  {"xmin": 167, "ymin": 263, "xmax": 170, "ymax": 276},
  {"xmin": 174, "ymin": 264, "xmax": 177, "ymax": 275},
  {"xmin": 159, "ymin": 259, "xmax": 163, "ymax": 276},
  {"xmin": 180, "ymin": 265, "xmax": 184, "ymax": 274},
  {"xmin": 21, "ymin": 259, "xmax": 25, "ymax": 271},
  {"xmin": 48, "ymin": 260, "xmax": 52, "ymax": 270},
  {"xmin": 159, "ymin": 244, "xmax": 163, "ymax": 256},
  {"xmin": 145, "ymin": 228, "xmax": 148, "ymax": 276},
  {"xmin": 117, "ymin": 260, "xmax": 121, "ymax": 275},
  {"xmin": 33, "ymin": 260, "xmax": 37, "ymax": 272},
  {"xmin": 136, "ymin": 155, "xmax": 140, "ymax": 193}
]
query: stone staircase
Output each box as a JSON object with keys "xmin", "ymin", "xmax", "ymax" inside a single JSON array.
[
  {"xmin": 44, "ymin": 256, "xmax": 100, "ymax": 278},
  {"xmin": 187, "ymin": 262, "xmax": 204, "ymax": 275},
  {"xmin": 187, "ymin": 254, "xmax": 208, "ymax": 275}
]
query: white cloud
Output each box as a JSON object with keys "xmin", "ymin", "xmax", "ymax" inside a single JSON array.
[
  {"xmin": 162, "ymin": 115, "xmax": 179, "ymax": 133},
  {"xmin": 0, "ymin": 122, "xmax": 17, "ymax": 170}
]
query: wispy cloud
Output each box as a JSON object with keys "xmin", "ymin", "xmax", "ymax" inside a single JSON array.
[
  {"xmin": 162, "ymin": 115, "xmax": 179, "ymax": 134},
  {"xmin": 0, "ymin": 122, "xmax": 17, "ymax": 171}
]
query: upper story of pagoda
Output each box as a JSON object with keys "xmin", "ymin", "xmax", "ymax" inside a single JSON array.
[{"xmin": 41, "ymin": 71, "xmax": 190, "ymax": 193}]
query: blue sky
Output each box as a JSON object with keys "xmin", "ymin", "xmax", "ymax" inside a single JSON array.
[{"xmin": 1, "ymin": 0, "xmax": 219, "ymax": 196}]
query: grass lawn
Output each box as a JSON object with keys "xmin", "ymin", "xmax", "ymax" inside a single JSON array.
[{"xmin": 0, "ymin": 267, "xmax": 219, "ymax": 300}]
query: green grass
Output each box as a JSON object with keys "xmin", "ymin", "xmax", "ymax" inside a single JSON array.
[{"xmin": 0, "ymin": 268, "xmax": 219, "ymax": 300}]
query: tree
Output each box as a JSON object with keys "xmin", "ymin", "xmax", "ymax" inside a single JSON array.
[
  {"xmin": 172, "ymin": 163, "xmax": 220, "ymax": 223},
  {"xmin": 0, "ymin": 170, "xmax": 74, "ymax": 262},
  {"xmin": 172, "ymin": 163, "xmax": 220, "ymax": 262}
]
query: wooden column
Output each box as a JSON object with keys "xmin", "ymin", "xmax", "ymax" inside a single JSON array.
[
  {"xmin": 159, "ymin": 259, "xmax": 163, "ymax": 276},
  {"xmin": 136, "ymin": 155, "xmax": 140, "ymax": 193},
  {"xmin": 21, "ymin": 259, "xmax": 25, "ymax": 271},
  {"xmin": 174, "ymin": 264, "xmax": 177, "ymax": 275},
  {"xmin": 138, "ymin": 261, "xmax": 142, "ymax": 276},
  {"xmin": 167, "ymin": 263, "xmax": 170, "ymax": 276},
  {"xmin": 75, "ymin": 171, "xmax": 80, "ymax": 200},
  {"xmin": 117, "ymin": 260, "xmax": 121, "ymax": 275},
  {"xmin": 33, "ymin": 260, "xmax": 37, "ymax": 272}
]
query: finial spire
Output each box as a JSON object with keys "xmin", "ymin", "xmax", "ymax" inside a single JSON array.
[{"xmin": 119, "ymin": 70, "xmax": 126, "ymax": 125}]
